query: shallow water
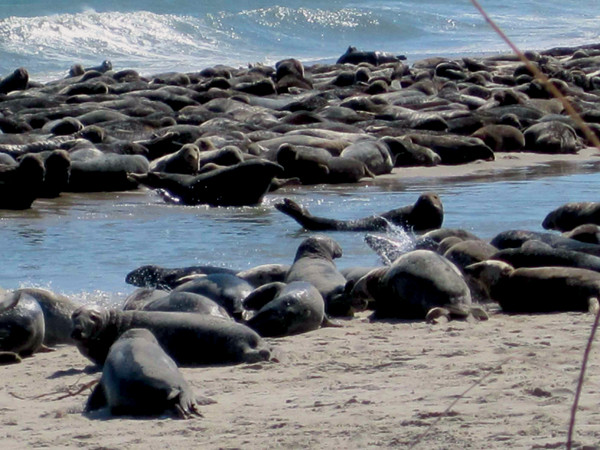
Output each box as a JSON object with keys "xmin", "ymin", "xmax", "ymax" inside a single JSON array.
[{"xmin": 2, "ymin": 159, "xmax": 600, "ymax": 304}]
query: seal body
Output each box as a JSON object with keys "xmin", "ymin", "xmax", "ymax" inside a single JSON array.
[
  {"xmin": 0, "ymin": 292, "xmax": 45, "ymax": 356},
  {"xmin": 15, "ymin": 288, "xmax": 78, "ymax": 346},
  {"xmin": 372, "ymin": 250, "xmax": 473, "ymax": 319},
  {"xmin": 246, "ymin": 281, "xmax": 325, "ymax": 337},
  {"xmin": 275, "ymin": 193, "xmax": 443, "ymax": 232},
  {"xmin": 285, "ymin": 235, "xmax": 366, "ymax": 316},
  {"xmin": 86, "ymin": 328, "xmax": 202, "ymax": 418},
  {"xmin": 71, "ymin": 306, "xmax": 270, "ymax": 366}
]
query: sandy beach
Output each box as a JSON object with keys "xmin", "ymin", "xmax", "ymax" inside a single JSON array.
[
  {"xmin": 2, "ymin": 150, "xmax": 600, "ymax": 449},
  {"xmin": 1, "ymin": 309, "xmax": 599, "ymax": 449}
]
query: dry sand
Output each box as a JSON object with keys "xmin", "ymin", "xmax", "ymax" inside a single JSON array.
[
  {"xmin": 2, "ymin": 150, "xmax": 600, "ymax": 449},
  {"xmin": 1, "ymin": 311, "xmax": 599, "ymax": 449}
]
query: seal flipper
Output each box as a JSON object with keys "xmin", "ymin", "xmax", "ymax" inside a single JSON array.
[{"xmin": 85, "ymin": 382, "xmax": 107, "ymax": 413}]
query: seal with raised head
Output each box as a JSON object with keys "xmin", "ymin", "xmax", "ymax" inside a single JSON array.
[
  {"xmin": 285, "ymin": 235, "xmax": 366, "ymax": 316},
  {"xmin": 275, "ymin": 192, "xmax": 443, "ymax": 232},
  {"xmin": 85, "ymin": 328, "xmax": 202, "ymax": 419},
  {"xmin": 71, "ymin": 305, "xmax": 271, "ymax": 367}
]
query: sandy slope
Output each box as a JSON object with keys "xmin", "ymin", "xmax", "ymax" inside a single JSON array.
[{"xmin": 1, "ymin": 309, "xmax": 599, "ymax": 449}]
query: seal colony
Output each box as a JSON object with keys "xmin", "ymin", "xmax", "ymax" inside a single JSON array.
[
  {"xmin": 1, "ymin": 43, "xmax": 600, "ymax": 207},
  {"xmin": 3, "ymin": 44, "xmax": 600, "ymax": 436}
]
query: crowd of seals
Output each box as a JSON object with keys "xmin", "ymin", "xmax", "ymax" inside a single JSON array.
[
  {"xmin": 1, "ymin": 43, "xmax": 600, "ymax": 208},
  {"xmin": 4, "ymin": 44, "xmax": 600, "ymax": 419}
]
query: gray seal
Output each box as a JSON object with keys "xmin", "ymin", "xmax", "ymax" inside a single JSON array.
[
  {"xmin": 85, "ymin": 328, "xmax": 202, "ymax": 419},
  {"xmin": 0, "ymin": 292, "xmax": 45, "ymax": 357},
  {"xmin": 15, "ymin": 288, "xmax": 79, "ymax": 346},
  {"xmin": 71, "ymin": 305, "xmax": 270, "ymax": 366},
  {"xmin": 285, "ymin": 235, "xmax": 366, "ymax": 317},
  {"xmin": 361, "ymin": 250, "xmax": 486, "ymax": 321},
  {"xmin": 275, "ymin": 192, "xmax": 443, "ymax": 232},
  {"xmin": 246, "ymin": 281, "xmax": 325, "ymax": 337},
  {"xmin": 542, "ymin": 201, "xmax": 600, "ymax": 232}
]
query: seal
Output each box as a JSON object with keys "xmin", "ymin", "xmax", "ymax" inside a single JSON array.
[
  {"xmin": 0, "ymin": 291, "xmax": 45, "ymax": 357},
  {"xmin": 85, "ymin": 328, "xmax": 203, "ymax": 419},
  {"xmin": 173, "ymin": 273, "xmax": 254, "ymax": 320},
  {"xmin": 490, "ymin": 229, "xmax": 600, "ymax": 257},
  {"xmin": 285, "ymin": 235, "xmax": 366, "ymax": 316},
  {"xmin": 363, "ymin": 250, "xmax": 487, "ymax": 322},
  {"xmin": 130, "ymin": 159, "xmax": 284, "ymax": 206},
  {"xmin": 71, "ymin": 305, "xmax": 271, "ymax": 366},
  {"xmin": 490, "ymin": 240, "xmax": 600, "ymax": 272},
  {"xmin": 125, "ymin": 264, "xmax": 238, "ymax": 290},
  {"xmin": 275, "ymin": 193, "xmax": 443, "ymax": 232},
  {"xmin": 15, "ymin": 288, "xmax": 79, "ymax": 346},
  {"xmin": 67, "ymin": 153, "xmax": 149, "ymax": 193},
  {"xmin": 245, "ymin": 281, "xmax": 325, "ymax": 337},
  {"xmin": 141, "ymin": 291, "xmax": 233, "ymax": 321},
  {"xmin": 149, "ymin": 144, "xmax": 200, "ymax": 175},
  {"xmin": 0, "ymin": 153, "xmax": 45, "ymax": 209},
  {"xmin": 466, "ymin": 261, "xmax": 600, "ymax": 313},
  {"xmin": 542, "ymin": 201, "xmax": 600, "ymax": 232}
]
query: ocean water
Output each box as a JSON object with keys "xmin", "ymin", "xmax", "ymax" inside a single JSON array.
[
  {"xmin": 0, "ymin": 1, "xmax": 597, "ymax": 81},
  {"xmin": 0, "ymin": 1, "xmax": 600, "ymax": 304}
]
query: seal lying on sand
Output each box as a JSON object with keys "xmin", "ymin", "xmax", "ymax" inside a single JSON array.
[
  {"xmin": 0, "ymin": 292, "xmax": 45, "ymax": 359},
  {"xmin": 542, "ymin": 201, "xmax": 600, "ymax": 232},
  {"xmin": 275, "ymin": 192, "xmax": 443, "ymax": 232},
  {"xmin": 245, "ymin": 281, "xmax": 325, "ymax": 337},
  {"xmin": 466, "ymin": 260, "xmax": 600, "ymax": 313},
  {"xmin": 71, "ymin": 305, "xmax": 271, "ymax": 366},
  {"xmin": 85, "ymin": 328, "xmax": 202, "ymax": 419}
]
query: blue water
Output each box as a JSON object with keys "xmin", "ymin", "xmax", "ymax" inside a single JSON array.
[
  {"xmin": 0, "ymin": 1, "xmax": 597, "ymax": 81},
  {"xmin": 2, "ymin": 160, "xmax": 600, "ymax": 304}
]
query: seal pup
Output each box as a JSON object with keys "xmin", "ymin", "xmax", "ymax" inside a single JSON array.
[
  {"xmin": 71, "ymin": 305, "xmax": 270, "ymax": 366},
  {"xmin": 85, "ymin": 328, "xmax": 202, "ymax": 419},
  {"xmin": 275, "ymin": 193, "xmax": 443, "ymax": 232}
]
